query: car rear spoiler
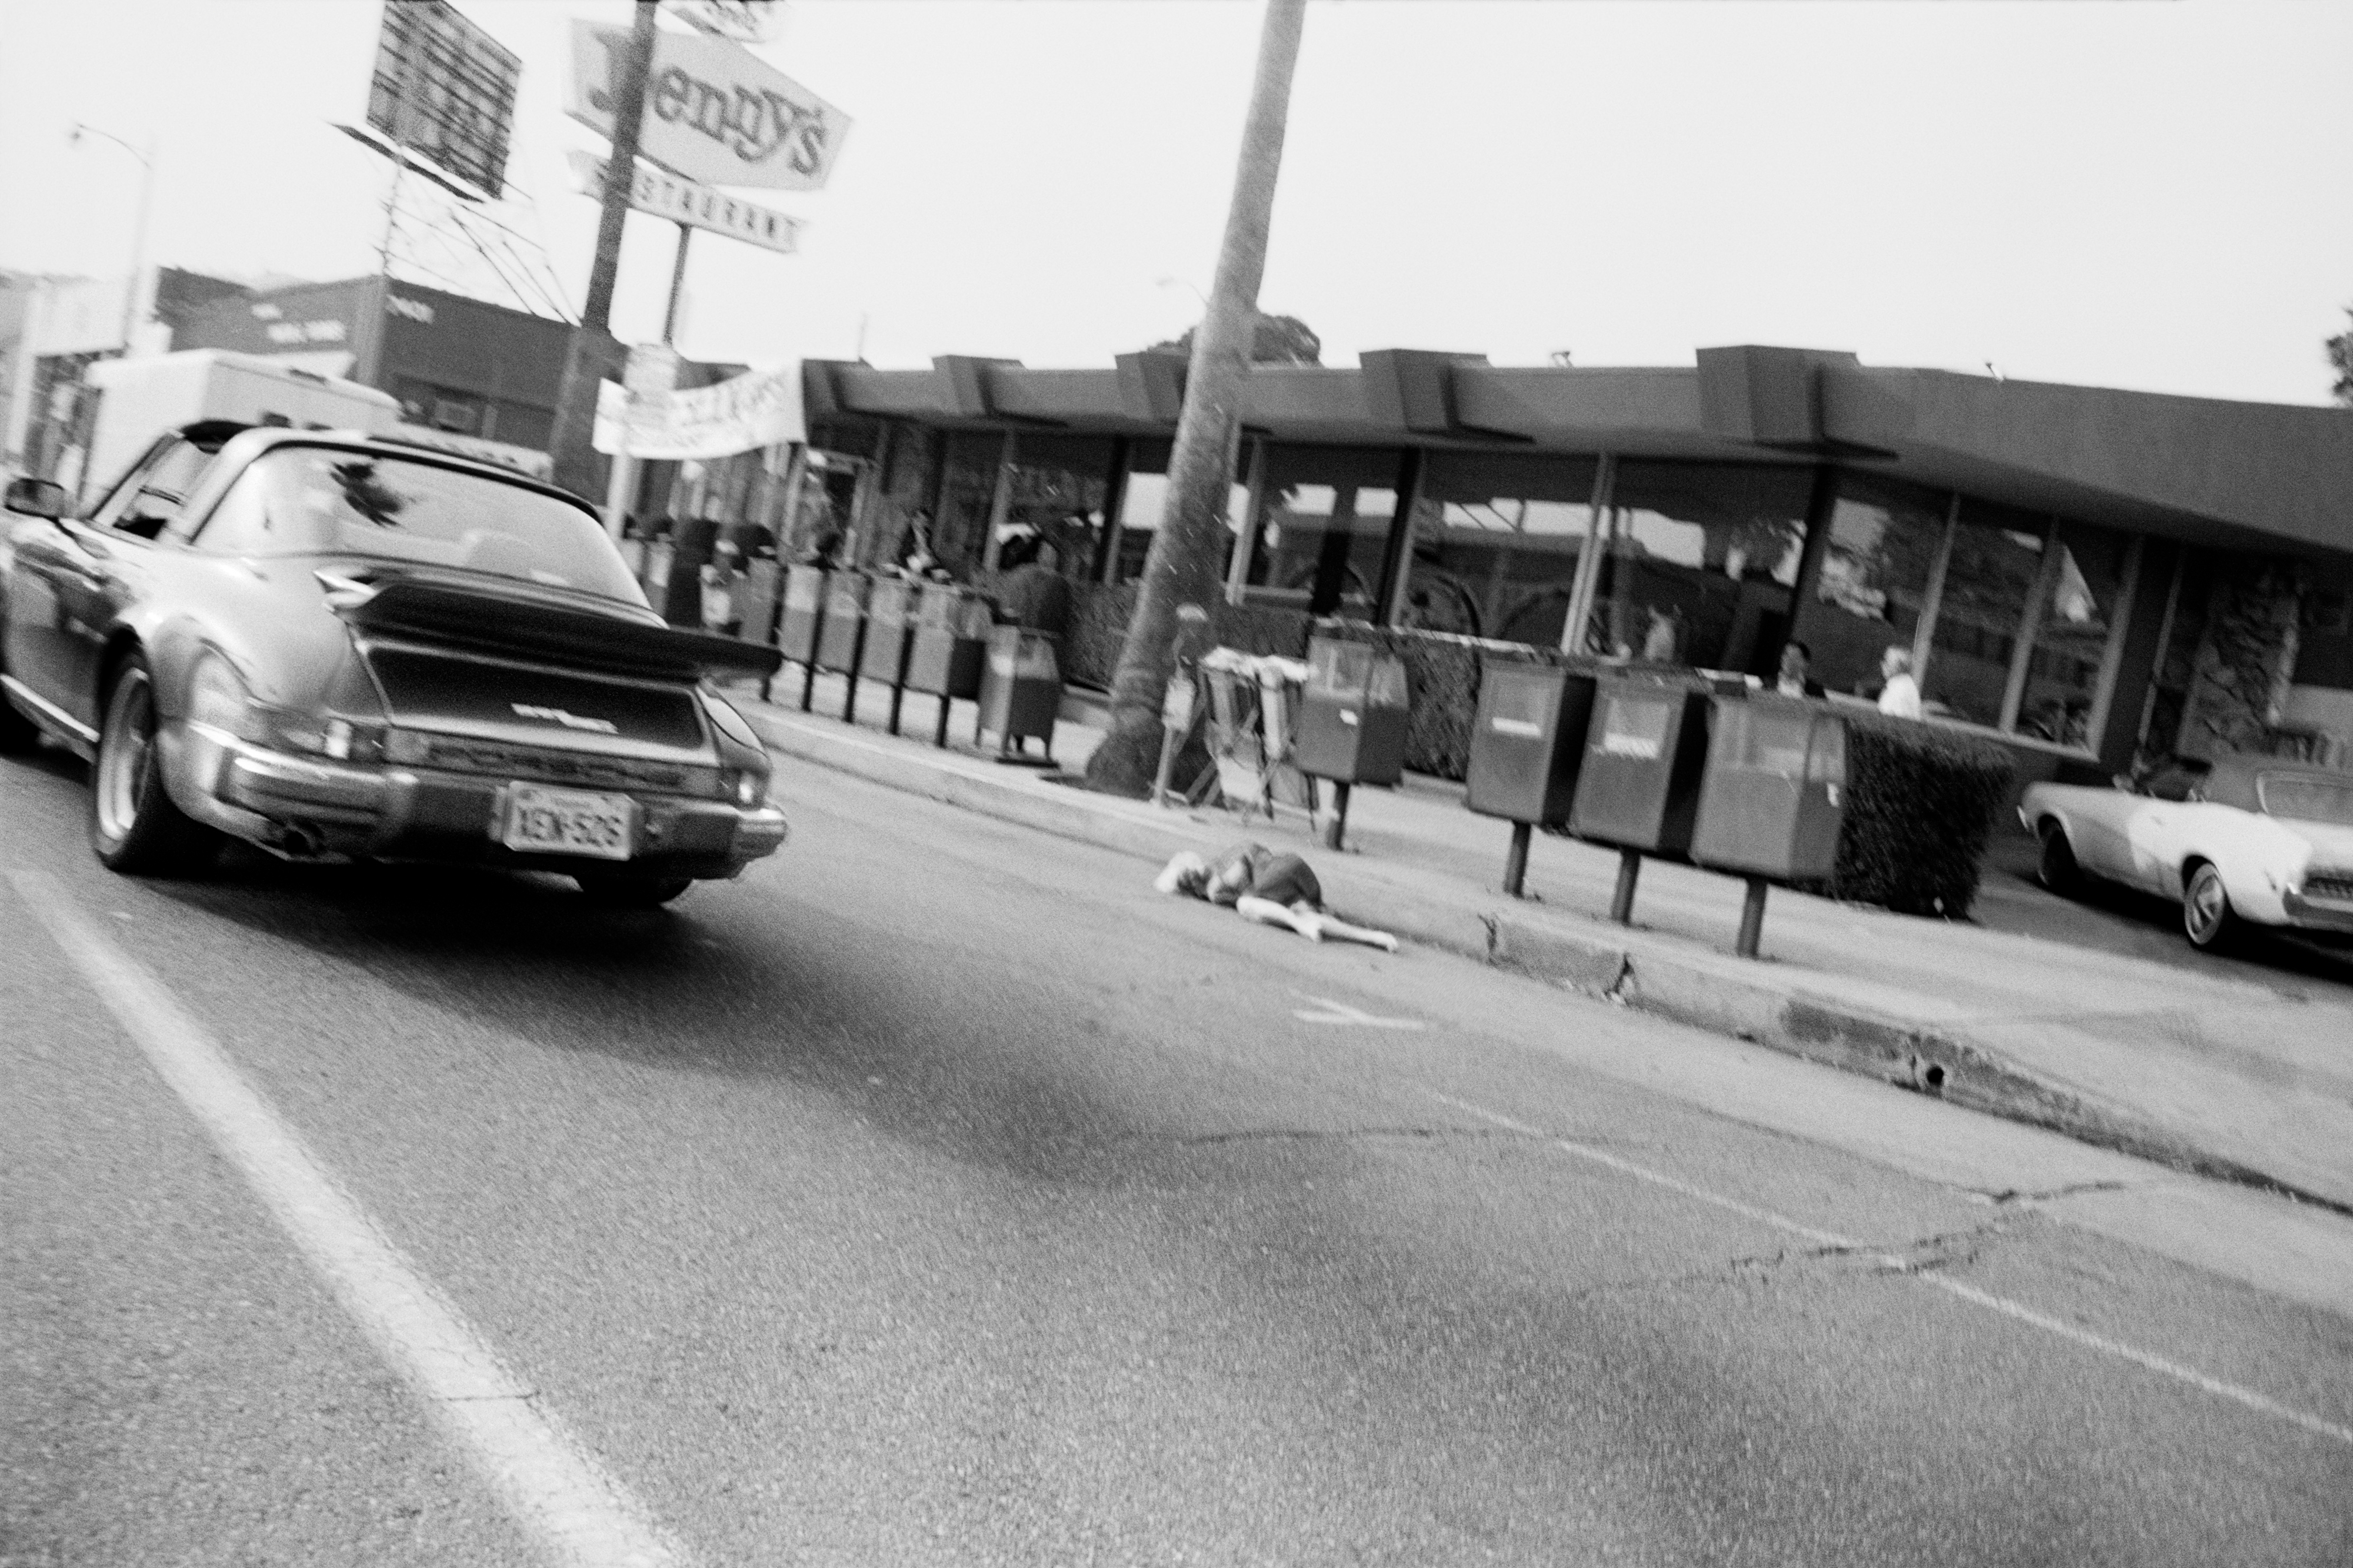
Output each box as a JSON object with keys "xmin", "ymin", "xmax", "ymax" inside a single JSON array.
[{"xmin": 334, "ymin": 576, "xmax": 784, "ymax": 683}]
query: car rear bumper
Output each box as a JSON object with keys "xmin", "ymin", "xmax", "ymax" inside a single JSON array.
[{"xmin": 166, "ymin": 723, "xmax": 786, "ymax": 878}]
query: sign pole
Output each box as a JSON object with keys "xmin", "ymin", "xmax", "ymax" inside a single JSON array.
[
  {"xmin": 662, "ymin": 222, "xmax": 692, "ymax": 346},
  {"xmin": 548, "ymin": 0, "xmax": 662, "ymax": 503}
]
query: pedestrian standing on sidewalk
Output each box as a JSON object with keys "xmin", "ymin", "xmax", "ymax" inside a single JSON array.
[
  {"xmin": 1155, "ymin": 842, "xmax": 1399, "ymax": 952},
  {"xmin": 663, "ymin": 513, "xmax": 721, "ymax": 628},
  {"xmin": 994, "ymin": 535, "xmax": 1074, "ymax": 643}
]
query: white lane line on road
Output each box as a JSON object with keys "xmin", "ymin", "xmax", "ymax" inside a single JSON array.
[
  {"xmin": 1292, "ymin": 995, "xmax": 1426, "ymax": 1029},
  {"xmin": 1432, "ymin": 1092, "xmax": 2353, "ymax": 1450},
  {"xmin": 9, "ymin": 869, "xmax": 694, "ymax": 1568}
]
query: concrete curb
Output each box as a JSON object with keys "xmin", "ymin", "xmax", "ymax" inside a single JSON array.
[{"xmin": 748, "ymin": 705, "xmax": 2329, "ymax": 1212}]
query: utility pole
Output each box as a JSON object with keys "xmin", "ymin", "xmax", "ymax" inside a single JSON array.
[
  {"xmin": 1084, "ymin": 0, "xmax": 1308, "ymax": 796},
  {"xmin": 546, "ymin": 0, "xmax": 662, "ymax": 503}
]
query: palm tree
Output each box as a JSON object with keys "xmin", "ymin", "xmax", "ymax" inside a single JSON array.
[{"xmin": 1082, "ymin": 0, "xmax": 1309, "ymax": 796}]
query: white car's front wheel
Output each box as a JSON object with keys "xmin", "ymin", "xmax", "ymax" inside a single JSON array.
[{"xmin": 2182, "ymin": 861, "xmax": 2237, "ymax": 950}]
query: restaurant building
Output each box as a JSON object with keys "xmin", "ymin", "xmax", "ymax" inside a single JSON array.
[{"xmin": 791, "ymin": 345, "xmax": 2353, "ymax": 786}]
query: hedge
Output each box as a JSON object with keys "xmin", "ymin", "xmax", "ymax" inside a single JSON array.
[
  {"xmin": 1824, "ymin": 711, "xmax": 2016, "ymax": 918},
  {"xmin": 1314, "ymin": 620, "xmax": 2015, "ymax": 919}
]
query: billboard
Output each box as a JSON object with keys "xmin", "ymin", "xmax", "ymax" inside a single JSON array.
[
  {"xmin": 366, "ymin": 0, "xmax": 522, "ymax": 199},
  {"xmin": 568, "ymin": 20, "xmax": 849, "ymax": 193}
]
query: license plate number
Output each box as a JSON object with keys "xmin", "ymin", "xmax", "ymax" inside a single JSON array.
[{"xmin": 502, "ymin": 785, "xmax": 633, "ymax": 860}]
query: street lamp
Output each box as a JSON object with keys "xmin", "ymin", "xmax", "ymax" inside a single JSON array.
[{"xmin": 69, "ymin": 122, "xmax": 158, "ymax": 356}]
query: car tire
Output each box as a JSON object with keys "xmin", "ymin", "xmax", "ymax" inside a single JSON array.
[
  {"xmin": 0, "ymin": 686, "xmax": 38, "ymax": 754},
  {"xmin": 2182, "ymin": 860, "xmax": 2237, "ymax": 951},
  {"xmin": 91, "ymin": 653, "xmax": 219, "ymax": 876},
  {"xmin": 575, "ymin": 873, "xmax": 694, "ymax": 909},
  {"xmin": 2037, "ymin": 822, "xmax": 2085, "ymax": 898}
]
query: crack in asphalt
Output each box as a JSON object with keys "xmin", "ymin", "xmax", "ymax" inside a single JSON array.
[
  {"xmin": 1158, "ymin": 1125, "xmax": 1628, "ymax": 1149},
  {"xmin": 1966, "ymin": 1180, "xmax": 2137, "ymax": 1206}
]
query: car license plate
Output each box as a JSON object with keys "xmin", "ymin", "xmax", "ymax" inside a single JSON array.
[{"xmin": 502, "ymin": 784, "xmax": 633, "ymax": 860}]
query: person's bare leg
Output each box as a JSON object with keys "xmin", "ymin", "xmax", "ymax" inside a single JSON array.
[
  {"xmin": 1307, "ymin": 909, "xmax": 1399, "ymax": 953},
  {"xmin": 1235, "ymin": 895, "xmax": 1321, "ymax": 939}
]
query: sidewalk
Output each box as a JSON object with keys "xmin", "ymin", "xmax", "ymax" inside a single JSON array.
[{"xmin": 733, "ymin": 669, "xmax": 2353, "ymax": 1215}]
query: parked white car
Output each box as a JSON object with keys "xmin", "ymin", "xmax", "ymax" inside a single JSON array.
[{"xmin": 2020, "ymin": 756, "xmax": 2353, "ymax": 949}]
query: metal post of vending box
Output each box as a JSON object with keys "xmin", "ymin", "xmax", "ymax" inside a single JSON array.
[
  {"xmin": 888, "ymin": 678, "xmax": 906, "ymax": 736},
  {"xmin": 1323, "ymin": 782, "xmax": 1352, "ymax": 851},
  {"xmin": 1503, "ymin": 822, "xmax": 1532, "ymax": 898},
  {"xmin": 1736, "ymin": 876, "xmax": 1769, "ymax": 958},
  {"xmin": 800, "ymin": 616, "xmax": 821, "ymax": 712},
  {"xmin": 1609, "ymin": 848, "xmax": 1642, "ymax": 924},
  {"xmin": 934, "ymin": 693, "xmax": 952, "ymax": 749}
]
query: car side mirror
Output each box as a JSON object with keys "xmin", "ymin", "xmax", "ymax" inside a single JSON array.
[{"xmin": 4, "ymin": 476, "xmax": 66, "ymax": 521}]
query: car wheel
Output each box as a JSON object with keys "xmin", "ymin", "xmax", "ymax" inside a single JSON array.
[
  {"xmin": 2182, "ymin": 861, "xmax": 2237, "ymax": 951},
  {"xmin": 91, "ymin": 653, "xmax": 218, "ymax": 876},
  {"xmin": 575, "ymin": 873, "xmax": 694, "ymax": 909},
  {"xmin": 0, "ymin": 686, "xmax": 38, "ymax": 754},
  {"xmin": 2037, "ymin": 822, "xmax": 2084, "ymax": 897}
]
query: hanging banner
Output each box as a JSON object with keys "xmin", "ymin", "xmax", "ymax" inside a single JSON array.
[
  {"xmin": 568, "ymin": 21, "xmax": 849, "ymax": 192},
  {"xmin": 595, "ymin": 362, "xmax": 805, "ymax": 459},
  {"xmin": 566, "ymin": 151, "xmax": 804, "ymax": 256}
]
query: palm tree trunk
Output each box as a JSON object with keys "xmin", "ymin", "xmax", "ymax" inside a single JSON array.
[{"xmin": 1082, "ymin": 0, "xmax": 1308, "ymax": 796}]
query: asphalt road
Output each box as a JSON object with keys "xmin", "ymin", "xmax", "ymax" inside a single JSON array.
[{"xmin": 5, "ymin": 740, "xmax": 2351, "ymax": 1566}]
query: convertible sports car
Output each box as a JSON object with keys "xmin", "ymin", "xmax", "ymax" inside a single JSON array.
[
  {"xmin": 1, "ymin": 422, "xmax": 787, "ymax": 906},
  {"xmin": 2019, "ymin": 755, "xmax": 2353, "ymax": 949}
]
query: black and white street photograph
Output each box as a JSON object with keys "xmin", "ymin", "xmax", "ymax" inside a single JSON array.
[{"xmin": 4, "ymin": 1, "xmax": 2351, "ymax": 1562}]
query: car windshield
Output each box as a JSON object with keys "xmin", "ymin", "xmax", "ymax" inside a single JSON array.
[
  {"xmin": 208, "ymin": 447, "xmax": 643, "ymax": 603},
  {"xmin": 2258, "ymin": 773, "xmax": 2353, "ymax": 826}
]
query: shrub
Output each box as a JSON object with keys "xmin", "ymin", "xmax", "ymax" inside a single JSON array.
[
  {"xmin": 1825, "ymin": 712, "xmax": 2015, "ymax": 918},
  {"xmin": 1314, "ymin": 620, "xmax": 2016, "ymax": 918}
]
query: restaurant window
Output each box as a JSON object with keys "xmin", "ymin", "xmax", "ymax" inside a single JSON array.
[
  {"xmin": 1398, "ymin": 452, "xmax": 1599, "ymax": 643},
  {"xmin": 1110, "ymin": 438, "xmax": 1251, "ymax": 587},
  {"xmin": 1595, "ymin": 462, "xmax": 1814, "ymax": 673},
  {"xmin": 1792, "ymin": 476, "xmax": 2141, "ymax": 755},
  {"xmin": 1921, "ymin": 500, "xmax": 2047, "ymax": 728},
  {"xmin": 1000, "ymin": 433, "xmax": 1114, "ymax": 580},
  {"xmin": 2015, "ymin": 519, "xmax": 2138, "ymax": 748},
  {"xmin": 1242, "ymin": 445, "xmax": 1405, "ymax": 618},
  {"xmin": 932, "ymin": 431, "xmax": 1003, "ymax": 575},
  {"xmin": 1796, "ymin": 475, "xmax": 1948, "ymax": 699}
]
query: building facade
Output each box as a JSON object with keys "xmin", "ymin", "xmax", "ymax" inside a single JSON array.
[{"xmin": 791, "ymin": 346, "xmax": 2353, "ymax": 785}]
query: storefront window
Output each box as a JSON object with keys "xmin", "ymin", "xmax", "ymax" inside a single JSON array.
[
  {"xmin": 1598, "ymin": 463, "xmax": 1813, "ymax": 672},
  {"xmin": 1923, "ymin": 501, "xmax": 2047, "ymax": 728},
  {"xmin": 1243, "ymin": 445, "xmax": 1404, "ymax": 618},
  {"xmin": 2014, "ymin": 521, "xmax": 2135, "ymax": 747},
  {"xmin": 1796, "ymin": 475, "xmax": 1947, "ymax": 699},
  {"xmin": 932, "ymin": 431, "xmax": 1002, "ymax": 574},
  {"xmin": 1399, "ymin": 452, "xmax": 1599, "ymax": 643},
  {"xmin": 999, "ymin": 433, "xmax": 1113, "ymax": 579},
  {"xmin": 1111, "ymin": 438, "xmax": 1250, "ymax": 586}
]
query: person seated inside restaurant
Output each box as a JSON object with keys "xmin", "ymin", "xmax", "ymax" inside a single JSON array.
[
  {"xmin": 1775, "ymin": 639, "xmax": 1826, "ymax": 698},
  {"xmin": 1877, "ymin": 645, "xmax": 1923, "ymax": 718}
]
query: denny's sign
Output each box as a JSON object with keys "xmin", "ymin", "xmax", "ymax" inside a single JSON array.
[{"xmin": 568, "ymin": 21, "xmax": 849, "ymax": 193}]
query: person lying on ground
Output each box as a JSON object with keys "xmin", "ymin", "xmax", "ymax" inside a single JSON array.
[{"xmin": 1154, "ymin": 842, "xmax": 1399, "ymax": 953}]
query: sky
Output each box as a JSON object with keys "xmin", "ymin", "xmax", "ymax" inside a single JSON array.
[{"xmin": 1, "ymin": 0, "xmax": 2347, "ymax": 406}]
